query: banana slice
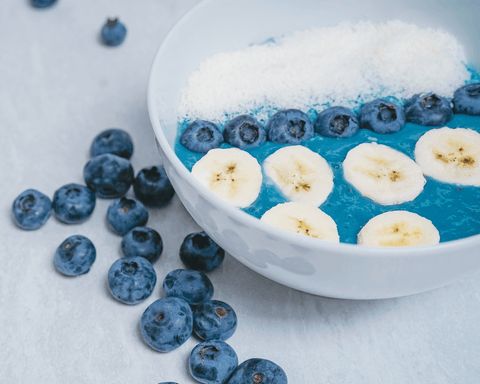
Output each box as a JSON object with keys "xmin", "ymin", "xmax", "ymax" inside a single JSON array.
[
  {"xmin": 191, "ymin": 148, "xmax": 262, "ymax": 208},
  {"xmin": 414, "ymin": 127, "xmax": 480, "ymax": 186},
  {"xmin": 261, "ymin": 202, "xmax": 339, "ymax": 242},
  {"xmin": 358, "ymin": 211, "xmax": 440, "ymax": 247},
  {"xmin": 263, "ymin": 146, "xmax": 334, "ymax": 207},
  {"xmin": 343, "ymin": 142, "xmax": 426, "ymax": 205}
]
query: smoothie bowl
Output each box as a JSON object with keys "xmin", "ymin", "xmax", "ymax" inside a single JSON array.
[{"xmin": 147, "ymin": 0, "xmax": 480, "ymax": 299}]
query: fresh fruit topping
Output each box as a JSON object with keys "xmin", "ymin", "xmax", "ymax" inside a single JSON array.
[
  {"xmin": 453, "ymin": 83, "xmax": 480, "ymax": 116},
  {"xmin": 106, "ymin": 196, "xmax": 148, "ymax": 236},
  {"xmin": 12, "ymin": 189, "xmax": 52, "ymax": 230},
  {"xmin": 181, "ymin": 120, "xmax": 224, "ymax": 153},
  {"xmin": 358, "ymin": 99, "xmax": 406, "ymax": 134},
  {"xmin": 314, "ymin": 106, "xmax": 359, "ymax": 138},
  {"xmin": 193, "ymin": 300, "xmax": 237, "ymax": 341},
  {"xmin": 223, "ymin": 115, "xmax": 266, "ymax": 149},
  {"xmin": 100, "ymin": 18, "xmax": 127, "ymax": 47},
  {"xmin": 54, "ymin": 235, "xmax": 96, "ymax": 276},
  {"xmin": 133, "ymin": 165, "xmax": 175, "ymax": 208},
  {"xmin": 266, "ymin": 109, "xmax": 313, "ymax": 144},
  {"xmin": 90, "ymin": 128, "xmax": 133, "ymax": 159},
  {"xmin": 163, "ymin": 269, "xmax": 214, "ymax": 307},
  {"xmin": 404, "ymin": 93, "xmax": 453, "ymax": 126},
  {"xmin": 52, "ymin": 183, "xmax": 96, "ymax": 224},
  {"xmin": 30, "ymin": 0, "xmax": 57, "ymax": 9},
  {"xmin": 180, "ymin": 231, "xmax": 225, "ymax": 273},
  {"xmin": 121, "ymin": 226, "xmax": 163, "ymax": 264},
  {"xmin": 226, "ymin": 358, "xmax": 288, "ymax": 384}
]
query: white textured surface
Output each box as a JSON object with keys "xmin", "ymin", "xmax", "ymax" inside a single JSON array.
[{"xmin": 1, "ymin": 1, "xmax": 480, "ymax": 383}]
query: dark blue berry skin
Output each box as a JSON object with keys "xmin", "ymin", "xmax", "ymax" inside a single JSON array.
[
  {"xmin": 158, "ymin": 383, "xmax": 179, "ymax": 384},
  {"xmin": 108, "ymin": 257, "xmax": 156, "ymax": 305},
  {"xmin": 358, "ymin": 99, "xmax": 406, "ymax": 134},
  {"xmin": 180, "ymin": 231, "xmax": 225, "ymax": 273},
  {"xmin": 54, "ymin": 235, "xmax": 96, "ymax": 276},
  {"xmin": 265, "ymin": 109, "xmax": 314, "ymax": 144},
  {"xmin": 180, "ymin": 120, "xmax": 224, "ymax": 153},
  {"xmin": 223, "ymin": 115, "xmax": 266, "ymax": 149},
  {"xmin": 133, "ymin": 166, "xmax": 175, "ymax": 208},
  {"xmin": 226, "ymin": 359, "xmax": 288, "ymax": 384},
  {"xmin": 90, "ymin": 129, "xmax": 133, "ymax": 159},
  {"xmin": 101, "ymin": 19, "xmax": 127, "ymax": 47},
  {"xmin": 12, "ymin": 189, "xmax": 52, "ymax": 230},
  {"xmin": 140, "ymin": 297, "xmax": 193, "ymax": 353},
  {"xmin": 52, "ymin": 183, "xmax": 96, "ymax": 224},
  {"xmin": 404, "ymin": 93, "xmax": 453, "ymax": 126},
  {"xmin": 189, "ymin": 340, "xmax": 238, "ymax": 384},
  {"xmin": 121, "ymin": 226, "xmax": 163, "ymax": 264},
  {"xmin": 314, "ymin": 106, "xmax": 360, "ymax": 138},
  {"xmin": 106, "ymin": 196, "xmax": 148, "ymax": 236},
  {"xmin": 31, "ymin": 0, "xmax": 57, "ymax": 8},
  {"xmin": 453, "ymin": 83, "xmax": 480, "ymax": 116},
  {"xmin": 193, "ymin": 300, "xmax": 237, "ymax": 342},
  {"xmin": 163, "ymin": 269, "xmax": 214, "ymax": 307}
]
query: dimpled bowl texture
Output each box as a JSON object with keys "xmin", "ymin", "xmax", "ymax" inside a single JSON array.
[{"xmin": 147, "ymin": 0, "xmax": 480, "ymax": 299}]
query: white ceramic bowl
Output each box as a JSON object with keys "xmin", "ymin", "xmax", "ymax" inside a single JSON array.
[{"xmin": 147, "ymin": 0, "xmax": 480, "ymax": 299}]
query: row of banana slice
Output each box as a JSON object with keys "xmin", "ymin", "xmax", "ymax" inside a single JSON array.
[{"xmin": 191, "ymin": 127, "xmax": 480, "ymax": 246}]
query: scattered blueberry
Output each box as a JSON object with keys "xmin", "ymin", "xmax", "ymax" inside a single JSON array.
[
  {"xmin": 314, "ymin": 106, "xmax": 359, "ymax": 138},
  {"xmin": 12, "ymin": 189, "xmax": 52, "ymax": 230},
  {"xmin": 453, "ymin": 83, "xmax": 480, "ymax": 116},
  {"xmin": 30, "ymin": 0, "xmax": 57, "ymax": 8},
  {"xmin": 226, "ymin": 358, "xmax": 288, "ymax": 384},
  {"xmin": 133, "ymin": 166, "xmax": 175, "ymax": 208},
  {"xmin": 106, "ymin": 196, "xmax": 148, "ymax": 236},
  {"xmin": 108, "ymin": 257, "xmax": 156, "ymax": 305},
  {"xmin": 189, "ymin": 340, "xmax": 238, "ymax": 384},
  {"xmin": 90, "ymin": 129, "xmax": 133, "ymax": 159},
  {"xmin": 358, "ymin": 99, "xmax": 406, "ymax": 134},
  {"xmin": 163, "ymin": 269, "xmax": 214, "ymax": 307},
  {"xmin": 54, "ymin": 235, "xmax": 96, "ymax": 276},
  {"xmin": 140, "ymin": 297, "xmax": 193, "ymax": 353},
  {"xmin": 158, "ymin": 383, "xmax": 178, "ymax": 384},
  {"xmin": 404, "ymin": 93, "xmax": 453, "ymax": 126},
  {"xmin": 121, "ymin": 226, "xmax": 163, "ymax": 264},
  {"xmin": 265, "ymin": 109, "xmax": 314, "ymax": 144},
  {"xmin": 52, "ymin": 183, "xmax": 96, "ymax": 224},
  {"xmin": 193, "ymin": 300, "xmax": 237, "ymax": 342},
  {"xmin": 223, "ymin": 115, "xmax": 266, "ymax": 149},
  {"xmin": 83, "ymin": 153, "xmax": 134, "ymax": 199},
  {"xmin": 180, "ymin": 231, "xmax": 225, "ymax": 273},
  {"xmin": 181, "ymin": 120, "xmax": 224, "ymax": 153},
  {"xmin": 101, "ymin": 18, "xmax": 127, "ymax": 47}
]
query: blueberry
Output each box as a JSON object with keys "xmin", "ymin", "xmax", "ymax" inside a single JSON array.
[
  {"xmin": 265, "ymin": 109, "xmax": 314, "ymax": 144},
  {"xmin": 140, "ymin": 297, "xmax": 193, "ymax": 353},
  {"xmin": 108, "ymin": 257, "xmax": 156, "ymax": 305},
  {"xmin": 54, "ymin": 235, "xmax": 96, "ymax": 276},
  {"xmin": 193, "ymin": 300, "xmax": 237, "ymax": 342},
  {"xmin": 180, "ymin": 120, "xmax": 224, "ymax": 153},
  {"xmin": 12, "ymin": 189, "xmax": 52, "ymax": 230},
  {"xmin": 30, "ymin": 0, "xmax": 57, "ymax": 8},
  {"xmin": 163, "ymin": 269, "xmax": 214, "ymax": 307},
  {"xmin": 226, "ymin": 358, "xmax": 288, "ymax": 384},
  {"xmin": 180, "ymin": 231, "xmax": 225, "ymax": 273},
  {"xmin": 52, "ymin": 183, "xmax": 96, "ymax": 224},
  {"xmin": 223, "ymin": 115, "xmax": 266, "ymax": 149},
  {"xmin": 453, "ymin": 83, "xmax": 480, "ymax": 116},
  {"xmin": 189, "ymin": 340, "xmax": 238, "ymax": 384},
  {"xmin": 158, "ymin": 383, "xmax": 178, "ymax": 384},
  {"xmin": 106, "ymin": 196, "xmax": 148, "ymax": 236},
  {"xmin": 101, "ymin": 18, "xmax": 127, "ymax": 47},
  {"xmin": 358, "ymin": 99, "xmax": 406, "ymax": 134},
  {"xmin": 133, "ymin": 166, "xmax": 175, "ymax": 208},
  {"xmin": 83, "ymin": 153, "xmax": 134, "ymax": 199},
  {"xmin": 404, "ymin": 93, "xmax": 453, "ymax": 126},
  {"xmin": 90, "ymin": 129, "xmax": 133, "ymax": 159},
  {"xmin": 314, "ymin": 106, "xmax": 359, "ymax": 138},
  {"xmin": 121, "ymin": 226, "xmax": 163, "ymax": 264}
]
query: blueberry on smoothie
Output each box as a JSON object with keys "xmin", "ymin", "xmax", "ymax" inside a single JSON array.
[
  {"xmin": 12, "ymin": 189, "xmax": 52, "ymax": 230},
  {"xmin": 101, "ymin": 18, "xmax": 127, "ymax": 47},
  {"xmin": 266, "ymin": 109, "xmax": 314, "ymax": 144},
  {"xmin": 314, "ymin": 106, "xmax": 360, "ymax": 138},
  {"xmin": 453, "ymin": 83, "xmax": 480, "ymax": 116},
  {"xmin": 83, "ymin": 153, "xmax": 134, "ymax": 199},
  {"xmin": 226, "ymin": 358, "xmax": 288, "ymax": 384},
  {"xmin": 121, "ymin": 226, "xmax": 163, "ymax": 264},
  {"xmin": 193, "ymin": 300, "xmax": 237, "ymax": 341},
  {"xmin": 90, "ymin": 129, "xmax": 133, "ymax": 159},
  {"xmin": 140, "ymin": 297, "xmax": 193, "ymax": 353},
  {"xmin": 181, "ymin": 120, "xmax": 224, "ymax": 153},
  {"xmin": 404, "ymin": 93, "xmax": 453, "ymax": 126},
  {"xmin": 180, "ymin": 231, "xmax": 225, "ymax": 273},
  {"xmin": 108, "ymin": 257, "xmax": 156, "ymax": 305},
  {"xmin": 189, "ymin": 340, "xmax": 238, "ymax": 384},
  {"xmin": 30, "ymin": 0, "xmax": 57, "ymax": 8},
  {"xmin": 163, "ymin": 269, "xmax": 214, "ymax": 307},
  {"xmin": 133, "ymin": 166, "xmax": 175, "ymax": 208},
  {"xmin": 52, "ymin": 183, "xmax": 96, "ymax": 224},
  {"xmin": 106, "ymin": 196, "xmax": 148, "ymax": 236},
  {"xmin": 223, "ymin": 115, "xmax": 266, "ymax": 149},
  {"xmin": 358, "ymin": 99, "xmax": 406, "ymax": 134},
  {"xmin": 54, "ymin": 235, "xmax": 96, "ymax": 276}
]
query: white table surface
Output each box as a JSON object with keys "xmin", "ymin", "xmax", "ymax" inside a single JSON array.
[{"xmin": 1, "ymin": 1, "xmax": 480, "ymax": 383}]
